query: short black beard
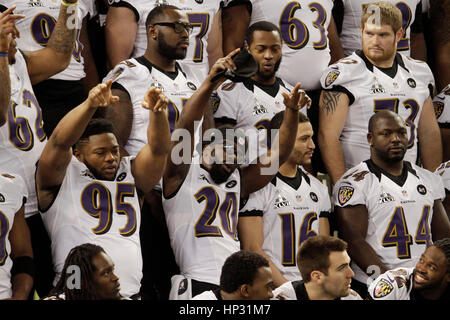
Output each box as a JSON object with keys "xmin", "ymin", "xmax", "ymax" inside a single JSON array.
[
  {"xmin": 208, "ymin": 164, "xmax": 233, "ymax": 185},
  {"xmin": 256, "ymin": 57, "xmax": 282, "ymax": 82},
  {"xmin": 157, "ymin": 32, "xmax": 187, "ymax": 60}
]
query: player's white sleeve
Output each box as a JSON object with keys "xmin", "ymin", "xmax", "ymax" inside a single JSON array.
[
  {"xmin": 333, "ymin": 166, "xmax": 370, "ymax": 208},
  {"xmin": 435, "ymin": 161, "xmax": 450, "ymax": 193},
  {"xmin": 433, "ymin": 84, "xmax": 450, "ymax": 127},
  {"xmin": 368, "ymin": 268, "xmax": 413, "ymax": 300},
  {"xmin": 271, "ymin": 281, "xmax": 295, "ymax": 300},
  {"xmin": 213, "ymin": 81, "xmax": 240, "ymax": 125}
]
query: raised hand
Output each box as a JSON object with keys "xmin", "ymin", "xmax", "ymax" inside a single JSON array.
[
  {"xmin": 142, "ymin": 87, "xmax": 168, "ymax": 112},
  {"xmin": 207, "ymin": 48, "xmax": 240, "ymax": 86},
  {"xmin": 281, "ymin": 83, "xmax": 312, "ymax": 111},
  {"xmin": 0, "ymin": 6, "xmax": 24, "ymax": 52},
  {"xmin": 87, "ymin": 80, "xmax": 120, "ymax": 108}
]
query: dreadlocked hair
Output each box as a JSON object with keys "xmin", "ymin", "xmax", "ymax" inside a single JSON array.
[
  {"xmin": 433, "ymin": 238, "xmax": 450, "ymax": 274},
  {"xmin": 49, "ymin": 243, "xmax": 105, "ymax": 300}
]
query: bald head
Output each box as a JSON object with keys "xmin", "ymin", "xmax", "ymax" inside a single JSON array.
[{"xmin": 368, "ymin": 110, "xmax": 405, "ymax": 133}]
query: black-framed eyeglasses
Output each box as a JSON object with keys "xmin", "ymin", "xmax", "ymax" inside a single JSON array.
[{"xmin": 153, "ymin": 22, "xmax": 193, "ymax": 34}]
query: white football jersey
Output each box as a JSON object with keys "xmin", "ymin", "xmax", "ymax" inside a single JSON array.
[
  {"xmin": 321, "ymin": 51, "xmax": 434, "ymax": 170},
  {"xmin": 112, "ymin": 0, "xmax": 246, "ymax": 82},
  {"xmin": 213, "ymin": 78, "xmax": 293, "ymax": 163},
  {"xmin": 13, "ymin": 0, "xmax": 96, "ymax": 81},
  {"xmin": 240, "ymin": 167, "xmax": 331, "ymax": 281},
  {"xmin": 162, "ymin": 164, "xmax": 241, "ymax": 285},
  {"xmin": 103, "ymin": 57, "xmax": 200, "ymax": 156},
  {"xmin": 368, "ymin": 267, "xmax": 414, "ymax": 300},
  {"xmin": 0, "ymin": 173, "xmax": 27, "ymax": 299},
  {"xmin": 333, "ymin": 160, "xmax": 445, "ymax": 284},
  {"xmin": 337, "ymin": 0, "xmax": 421, "ymax": 57},
  {"xmin": 0, "ymin": 50, "xmax": 46, "ymax": 218},
  {"xmin": 250, "ymin": 0, "xmax": 334, "ymax": 90},
  {"xmin": 433, "ymin": 84, "xmax": 450, "ymax": 128},
  {"xmin": 41, "ymin": 156, "xmax": 142, "ymax": 298},
  {"xmin": 435, "ymin": 161, "xmax": 450, "ymax": 192},
  {"xmin": 272, "ymin": 280, "xmax": 362, "ymax": 300},
  {"xmin": 191, "ymin": 289, "xmax": 221, "ymax": 300}
]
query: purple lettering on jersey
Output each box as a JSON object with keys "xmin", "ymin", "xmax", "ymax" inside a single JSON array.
[
  {"xmin": 280, "ymin": 2, "xmax": 309, "ymax": 50},
  {"xmin": 218, "ymin": 192, "xmax": 238, "ymax": 239},
  {"xmin": 194, "ymin": 187, "xmax": 223, "ymax": 237},
  {"xmin": 116, "ymin": 183, "xmax": 137, "ymax": 237},
  {"xmin": 7, "ymin": 100, "xmax": 34, "ymax": 151},
  {"xmin": 299, "ymin": 211, "xmax": 318, "ymax": 244},
  {"xmin": 81, "ymin": 182, "xmax": 113, "ymax": 235},
  {"xmin": 187, "ymin": 13, "xmax": 210, "ymax": 63},
  {"xmin": 309, "ymin": 2, "xmax": 327, "ymax": 50}
]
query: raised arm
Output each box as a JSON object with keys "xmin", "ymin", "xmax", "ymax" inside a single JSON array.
[
  {"xmin": 318, "ymin": 90, "xmax": 350, "ymax": 185},
  {"xmin": 0, "ymin": 6, "xmax": 23, "ymax": 126},
  {"xmin": 132, "ymin": 88, "xmax": 171, "ymax": 194},
  {"xmin": 105, "ymin": 6, "xmax": 137, "ymax": 70},
  {"xmin": 22, "ymin": 0, "xmax": 78, "ymax": 85},
  {"xmin": 418, "ymin": 97, "xmax": 442, "ymax": 171},
  {"xmin": 163, "ymin": 48, "xmax": 240, "ymax": 197},
  {"xmin": 8, "ymin": 205, "xmax": 33, "ymax": 300},
  {"xmin": 221, "ymin": 4, "xmax": 250, "ymax": 54},
  {"xmin": 36, "ymin": 80, "xmax": 119, "ymax": 208},
  {"xmin": 241, "ymin": 84, "xmax": 310, "ymax": 198}
]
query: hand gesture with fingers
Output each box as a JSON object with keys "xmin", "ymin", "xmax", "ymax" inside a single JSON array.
[
  {"xmin": 281, "ymin": 83, "xmax": 312, "ymax": 111},
  {"xmin": 207, "ymin": 48, "xmax": 240, "ymax": 86},
  {"xmin": 87, "ymin": 80, "xmax": 120, "ymax": 108},
  {"xmin": 142, "ymin": 87, "xmax": 169, "ymax": 112},
  {"xmin": 0, "ymin": 6, "xmax": 24, "ymax": 53}
]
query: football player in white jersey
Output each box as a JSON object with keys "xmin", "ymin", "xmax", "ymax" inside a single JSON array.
[
  {"xmin": 238, "ymin": 111, "xmax": 331, "ymax": 288},
  {"xmin": 11, "ymin": 0, "xmax": 99, "ymax": 136},
  {"xmin": 0, "ymin": 2, "xmax": 79, "ymax": 298},
  {"xmin": 0, "ymin": 172, "xmax": 34, "ymax": 300},
  {"xmin": 272, "ymin": 236, "xmax": 362, "ymax": 300},
  {"xmin": 333, "ymin": 0, "xmax": 426, "ymax": 60},
  {"xmin": 433, "ymin": 84, "xmax": 450, "ymax": 162},
  {"xmin": 318, "ymin": 1, "xmax": 442, "ymax": 185},
  {"xmin": 368, "ymin": 238, "xmax": 450, "ymax": 300},
  {"xmin": 162, "ymin": 48, "xmax": 309, "ymax": 298},
  {"xmin": 192, "ymin": 250, "xmax": 274, "ymax": 300},
  {"xmin": 435, "ymin": 161, "xmax": 450, "ymax": 215},
  {"xmin": 35, "ymin": 81, "xmax": 171, "ymax": 299},
  {"xmin": 105, "ymin": 0, "xmax": 250, "ymax": 82},
  {"xmin": 214, "ymin": 21, "xmax": 310, "ymax": 164},
  {"xmin": 223, "ymin": 0, "xmax": 344, "ymax": 175},
  {"xmin": 102, "ymin": 4, "xmax": 204, "ymax": 300},
  {"xmin": 334, "ymin": 110, "xmax": 450, "ymax": 298},
  {"xmin": 0, "ymin": 11, "xmax": 33, "ymax": 300}
]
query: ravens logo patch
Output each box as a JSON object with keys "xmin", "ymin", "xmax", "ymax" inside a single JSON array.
[
  {"xmin": 433, "ymin": 101, "xmax": 444, "ymax": 119},
  {"xmin": 373, "ymin": 279, "xmax": 393, "ymax": 298},
  {"xmin": 338, "ymin": 185, "xmax": 354, "ymax": 205},
  {"xmin": 325, "ymin": 70, "xmax": 340, "ymax": 87}
]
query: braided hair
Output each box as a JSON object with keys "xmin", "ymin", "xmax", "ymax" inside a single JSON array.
[
  {"xmin": 433, "ymin": 238, "xmax": 450, "ymax": 274},
  {"xmin": 48, "ymin": 243, "xmax": 106, "ymax": 300}
]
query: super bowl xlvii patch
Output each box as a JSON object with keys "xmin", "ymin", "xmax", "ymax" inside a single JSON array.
[
  {"xmin": 325, "ymin": 70, "xmax": 340, "ymax": 87},
  {"xmin": 373, "ymin": 279, "xmax": 394, "ymax": 298},
  {"xmin": 338, "ymin": 185, "xmax": 354, "ymax": 205}
]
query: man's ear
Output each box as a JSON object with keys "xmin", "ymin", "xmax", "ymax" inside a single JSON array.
[
  {"xmin": 367, "ymin": 132, "xmax": 373, "ymax": 146},
  {"xmin": 239, "ymin": 284, "xmax": 250, "ymax": 298},
  {"xmin": 73, "ymin": 147, "xmax": 83, "ymax": 162},
  {"xmin": 148, "ymin": 24, "xmax": 158, "ymax": 40},
  {"xmin": 310, "ymin": 270, "xmax": 323, "ymax": 283},
  {"xmin": 395, "ymin": 27, "xmax": 404, "ymax": 44}
]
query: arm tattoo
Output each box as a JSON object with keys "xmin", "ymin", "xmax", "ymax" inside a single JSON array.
[
  {"xmin": 321, "ymin": 91, "xmax": 342, "ymax": 115},
  {"xmin": 47, "ymin": 5, "xmax": 77, "ymax": 55}
]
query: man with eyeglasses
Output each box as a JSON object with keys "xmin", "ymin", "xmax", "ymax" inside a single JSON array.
[
  {"xmin": 105, "ymin": 0, "xmax": 251, "ymax": 83},
  {"xmin": 101, "ymin": 4, "xmax": 205, "ymax": 300}
]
